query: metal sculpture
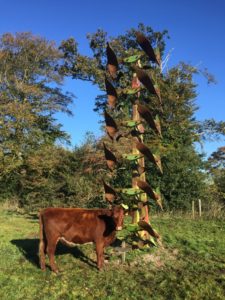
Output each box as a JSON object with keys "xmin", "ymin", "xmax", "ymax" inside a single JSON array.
[
  {"xmin": 102, "ymin": 32, "xmax": 163, "ymax": 247},
  {"xmin": 135, "ymin": 31, "xmax": 161, "ymax": 65},
  {"xmin": 104, "ymin": 111, "xmax": 122, "ymax": 141},
  {"xmin": 135, "ymin": 141, "xmax": 163, "ymax": 174},
  {"xmin": 103, "ymin": 142, "xmax": 117, "ymax": 171},
  {"xmin": 106, "ymin": 42, "xmax": 118, "ymax": 79},
  {"xmin": 133, "ymin": 66, "xmax": 162, "ymax": 104},
  {"xmin": 105, "ymin": 77, "xmax": 117, "ymax": 108},
  {"xmin": 137, "ymin": 104, "xmax": 162, "ymax": 136},
  {"xmin": 103, "ymin": 180, "xmax": 117, "ymax": 203}
]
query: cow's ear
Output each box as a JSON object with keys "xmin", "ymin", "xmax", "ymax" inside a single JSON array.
[{"xmin": 98, "ymin": 215, "xmax": 116, "ymax": 237}]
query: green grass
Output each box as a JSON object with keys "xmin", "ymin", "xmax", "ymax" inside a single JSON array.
[{"xmin": 0, "ymin": 208, "xmax": 225, "ymax": 300}]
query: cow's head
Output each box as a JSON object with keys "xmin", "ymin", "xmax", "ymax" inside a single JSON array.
[{"xmin": 112, "ymin": 206, "xmax": 124, "ymax": 230}]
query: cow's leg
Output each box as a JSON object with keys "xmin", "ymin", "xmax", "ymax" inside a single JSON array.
[
  {"xmin": 39, "ymin": 238, "xmax": 46, "ymax": 271},
  {"xmin": 46, "ymin": 237, "xmax": 59, "ymax": 273},
  {"xmin": 96, "ymin": 241, "xmax": 104, "ymax": 270},
  {"xmin": 39, "ymin": 213, "xmax": 46, "ymax": 271}
]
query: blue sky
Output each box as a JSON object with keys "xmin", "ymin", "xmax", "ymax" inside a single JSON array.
[{"xmin": 0, "ymin": 0, "xmax": 224, "ymax": 155}]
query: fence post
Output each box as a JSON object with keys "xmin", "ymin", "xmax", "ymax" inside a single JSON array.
[
  {"xmin": 121, "ymin": 241, "xmax": 126, "ymax": 263},
  {"xmin": 198, "ymin": 199, "xmax": 202, "ymax": 217},
  {"xmin": 192, "ymin": 200, "xmax": 195, "ymax": 219}
]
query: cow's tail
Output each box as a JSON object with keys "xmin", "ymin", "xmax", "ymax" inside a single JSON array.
[{"xmin": 39, "ymin": 211, "xmax": 46, "ymax": 270}]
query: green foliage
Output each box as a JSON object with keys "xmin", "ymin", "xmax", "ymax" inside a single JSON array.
[
  {"xmin": 62, "ymin": 24, "xmax": 213, "ymax": 210},
  {"xmin": 197, "ymin": 119, "xmax": 225, "ymax": 141},
  {"xmin": 0, "ymin": 136, "xmax": 107, "ymax": 210},
  {"xmin": 207, "ymin": 147, "xmax": 225, "ymax": 205},
  {"xmin": 1, "ymin": 26, "xmax": 224, "ymax": 213},
  {"xmin": 0, "ymin": 32, "xmax": 76, "ymax": 207},
  {"xmin": 0, "ymin": 32, "xmax": 73, "ymax": 178},
  {"xmin": 158, "ymin": 147, "xmax": 206, "ymax": 210},
  {"xmin": 208, "ymin": 146, "xmax": 225, "ymax": 169}
]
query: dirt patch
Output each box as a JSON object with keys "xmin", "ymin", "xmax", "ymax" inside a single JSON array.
[{"xmin": 130, "ymin": 246, "xmax": 179, "ymax": 269}]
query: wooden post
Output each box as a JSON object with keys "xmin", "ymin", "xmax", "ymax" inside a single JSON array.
[
  {"xmin": 131, "ymin": 77, "xmax": 141, "ymax": 225},
  {"xmin": 198, "ymin": 199, "xmax": 202, "ymax": 217},
  {"xmin": 131, "ymin": 73, "xmax": 149, "ymax": 224},
  {"xmin": 121, "ymin": 241, "xmax": 126, "ymax": 263},
  {"xmin": 132, "ymin": 73, "xmax": 149, "ymax": 242},
  {"xmin": 192, "ymin": 200, "xmax": 195, "ymax": 219}
]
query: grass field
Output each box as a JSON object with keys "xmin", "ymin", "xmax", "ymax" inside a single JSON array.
[{"xmin": 0, "ymin": 208, "xmax": 225, "ymax": 300}]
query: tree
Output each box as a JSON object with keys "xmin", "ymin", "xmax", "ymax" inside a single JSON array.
[
  {"xmin": 208, "ymin": 146, "xmax": 225, "ymax": 205},
  {"xmin": 0, "ymin": 32, "xmax": 74, "ymax": 179},
  {"xmin": 61, "ymin": 24, "xmax": 220, "ymax": 210},
  {"xmin": 0, "ymin": 32, "xmax": 77, "ymax": 207},
  {"xmin": 1, "ymin": 27, "xmax": 224, "ymax": 213}
]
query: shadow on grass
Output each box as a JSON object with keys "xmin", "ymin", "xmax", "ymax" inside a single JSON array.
[
  {"xmin": 11, "ymin": 238, "xmax": 97, "ymax": 270},
  {"xmin": 26, "ymin": 213, "xmax": 39, "ymax": 220}
]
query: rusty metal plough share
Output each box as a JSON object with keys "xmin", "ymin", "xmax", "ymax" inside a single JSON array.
[{"xmin": 103, "ymin": 32, "xmax": 164, "ymax": 248}]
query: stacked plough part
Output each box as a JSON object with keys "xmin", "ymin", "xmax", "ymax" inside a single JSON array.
[{"xmin": 103, "ymin": 32, "xmax": 163, "ymax": 248}]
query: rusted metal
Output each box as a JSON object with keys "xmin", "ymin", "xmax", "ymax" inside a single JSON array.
[
  {"xmin": 134, "ymin": 68, "xmax": 162, "ymax": 105},
  {"xmin": 131, "ymin": 70, "xmax": 150, "ymax": 224},
  {"xmin": 101, "ymin": 32, "xmax": 164, "ymax": 245},
  {"xmin": 137, "ymin": 180, "xmax": 163, "ymax": 210},
  {"xmin": 106, "ymin": 42, "xmax": 118, "ymax": 79},
  {"xmin": 131, "ymin": 73, "xmax": 141, "ymax": 89},
  {"xmin": 105, "ymin": 77, "xmax": 117, "ymax": 108},
  {"xmin": 103, "ymin": 142, "xmax": 117, "ymax": 171},
  {"xmin": 103, "ymin": 180, "xmax": 117, "ymax": 202},
  {"xmin": 135, "ymin": 141, "xmax": 163, "ymax": 174},
  {"xmin": 137, "ymin": 180, "xmax": 157, "ymax": 200},
  {"xmin": 138, "ymin": 220, "xmax": 160, "ymax": 239},
  {"xmin": 137, "ymin": 104, "xmax": 162, "ymax": 136},
  {"xmin": 154, "ymin": 115, "xmax": 162, "ymax": 136},
  {"xmin": 137, "ymin": 165, "xmax": 146, "ymax": 175},
  {"xmin": 134, "ymin": 67, "xmax": 158, "ymax": 99},
  {"xmin": 153, "ymin": 84, "xmax": 162, "ymax": 105},
  {"xmin": 104, "ymin": 111, "xmax": 122, "ymax": 141},
  {"xmin": 135, "ymin": 31, "xmax": 160, "ymax": 65},
  {"xmin": 137, "ymin": 123, "xmax": 145, "ymax": 134}
]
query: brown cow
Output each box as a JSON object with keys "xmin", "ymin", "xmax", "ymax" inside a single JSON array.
[{"xmin": 39, "ymin": 206, "xmax": 124, "ymax": 273}]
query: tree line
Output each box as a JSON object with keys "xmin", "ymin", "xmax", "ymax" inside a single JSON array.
[{"xmin": 0, "ymin": 25, "xmax": 224, "ymax": 212}]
